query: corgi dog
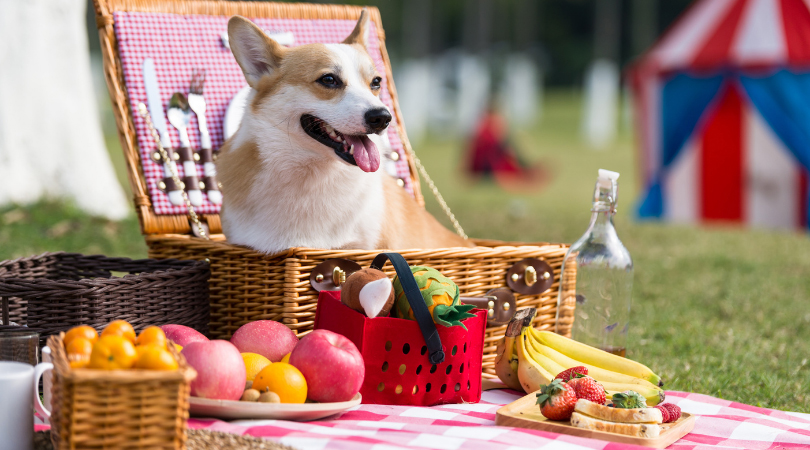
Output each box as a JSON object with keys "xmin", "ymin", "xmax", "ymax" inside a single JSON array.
[{"xmin": 217, "ymin": 11, "xmax": 472, "ymax": 254}]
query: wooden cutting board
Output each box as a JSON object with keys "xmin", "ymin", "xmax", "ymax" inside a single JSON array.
[{"xmin": 495, "ymin": 392, "xmax": 695, "ymax": 449}]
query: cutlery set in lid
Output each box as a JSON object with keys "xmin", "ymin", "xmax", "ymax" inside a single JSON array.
[{"xmin": 142, "ymin": 58, "xmax": 221, "ymax": 207}]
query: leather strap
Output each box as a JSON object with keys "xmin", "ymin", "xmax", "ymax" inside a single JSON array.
[
  {"xmin": 371, "ymin": 253, "xmax": 445, "ymax": 365},
  {"xmin": 175, "ymin": 146, "xmax": 194, "ymax": 162},
  {"xmin": 198, "ymin": 147, "xmax": 214, "ymax": 164},
  {"xmin": 201, "ymin": 176, "xmax": 219, "ymax": 191},
  {"xmin": 159, "ymin": 177, "xmax": 182, "ymax": 191},
  {"xmin": 459, "ymin": 287, "xmax": 516, "ymax": 326},
  {"xmin": 184, "ymin": 175, "xmax": 201, "ymax": 191}
]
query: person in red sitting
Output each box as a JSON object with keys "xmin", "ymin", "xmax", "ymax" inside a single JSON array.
[{"xmin": 466, "ymin": 100, "xmax": 548, "ymax": 191}]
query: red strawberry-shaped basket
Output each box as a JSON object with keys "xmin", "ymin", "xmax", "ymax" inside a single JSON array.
[{"xmin": 314, "ymin": 253, "xmax": 486, "ymax": 406}]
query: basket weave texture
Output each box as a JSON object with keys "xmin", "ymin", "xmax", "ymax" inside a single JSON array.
[
  {"xmin": 147, "ymin": 235, "xmax": 577, "ymax": 378},
  {"xmin": 47, "ymin": 333, "xmax": 196, "ymax": 450},
  {"xmin": 93, "ymin": 0, "xmax": 577, "ymax": 379},
  {"xmin": 0, "ymin": 252, "xmax": 211, "ymax": 346}
]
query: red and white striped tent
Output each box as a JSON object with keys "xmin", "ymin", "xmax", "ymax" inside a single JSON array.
[{"xmin": 631, "ymin": 0, "xmax": 810, "ymax": 230}]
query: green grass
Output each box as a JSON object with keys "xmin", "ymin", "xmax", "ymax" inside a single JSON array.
[
  {"xmin": 0, "ymin": 201, "xmax": 145, "ymax": 260},
  {"xmin": 1, "ymin": 90, "xmax": 809, "ymax": 412}
]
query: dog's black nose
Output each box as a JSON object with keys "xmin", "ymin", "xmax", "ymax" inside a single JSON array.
[{"xmin": 365, "ymin": 108, "xmax": 392, "ymax": 133}]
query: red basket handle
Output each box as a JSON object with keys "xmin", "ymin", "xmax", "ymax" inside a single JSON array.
[{"xmin": 370, "ymin": 253, "xmax": 445, "ymax": 365}]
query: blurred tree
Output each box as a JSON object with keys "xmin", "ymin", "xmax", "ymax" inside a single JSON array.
[
  {"xmin": 594, "ymin": 0, "xmax": 621, "ymax": 61},
  {"xmin": 83, "ymin": 0, "xmax": 694, "ymax": 87},
  {"xmin": 514, "ymin": 0, "xmax": 541, "ymax": 51},
  {"xmin": 582, "ymin": 0, "xmax": 622, "ymax": 148},
  {"xmin": 403, "ymin": 0, "xmax": 431, "ymax": 58},
  {"xmin": 463, "ymin": 0, "xmax": 493, "ymax": 53},
  {"xmin": 631, "ymin": 0, "xmax": 656, "ymax": 57}
]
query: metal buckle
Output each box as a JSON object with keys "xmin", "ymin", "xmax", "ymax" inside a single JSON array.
[{"xmin": 506, "ymin": 258, "xmax": 554, "ymax": 295}]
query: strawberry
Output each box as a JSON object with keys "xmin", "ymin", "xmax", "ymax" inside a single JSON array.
[
  {"xmin": 662, "ymin": 403, "xmax": 681, "ymax": 422},
  {"xmin": 654, "ymin": 405, "xmax": 672, "ymax": 423},
  {"xmin": 535, "ymin": 379, "xmax": 577, "ymax": 421},
  {"xmin": 654, "ymin": 403, "xmax": 682, "ymax": 423},
  {"xmin": 555, "ymin": 366, "xmax": 588, "ymax": 382},
  {"xmin": 566, "ymin": 376, "xmax": 606, "ymax": 405},
  {"xmin": 611, "ymin": 390, "xmax": 647, "ymax": 409}
]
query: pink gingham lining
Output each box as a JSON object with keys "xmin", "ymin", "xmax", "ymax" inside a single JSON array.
[
  {"xmin": 113, "ymin": 11, "xmax": 412, "ymax": 216},
  {"xmin": 189, "ymin": 390, "xmax": 810, "ymax": 450},
  {"xmin": 37, "ymin": 390, "xmax": 810, "ymax": 449}
]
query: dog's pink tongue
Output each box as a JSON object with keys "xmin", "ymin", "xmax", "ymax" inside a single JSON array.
[{"xmin": 345, "ymin": 135, "xmax": 380, "ymax": 172}]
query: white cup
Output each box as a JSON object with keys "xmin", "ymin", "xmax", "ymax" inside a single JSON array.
[{"xmin": 0, "ymin": 361, "xmax": 53, "ymax": 450}]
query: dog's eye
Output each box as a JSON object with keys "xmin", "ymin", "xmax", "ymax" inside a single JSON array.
[
  {"xmin": 370, "ymin": 77, "xmax": 382, "ymax": 90},
  {"xmin": 317, "ymin": 74, "xmax": 341, "ymax": 88}
]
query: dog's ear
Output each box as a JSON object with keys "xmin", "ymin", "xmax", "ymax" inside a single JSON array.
[
  {"xmin": 342, "ymin": 9, "xmax": 370, "ymax": 48},
  {"xmin": 228, "ymin": 16, "xmax": 286, "ymax": 88}
]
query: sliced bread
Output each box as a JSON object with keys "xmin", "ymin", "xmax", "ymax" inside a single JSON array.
[
  {"xmin": 574, "ymin": 399, "xmax": 663, "ymax": 424},
  {"xmin": 570, "ymin": 412, "xmax": 661, "ymax": 438}
]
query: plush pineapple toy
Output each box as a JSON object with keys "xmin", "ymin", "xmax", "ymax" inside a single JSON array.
[{"xmin": 392, "ymin": 266, "xmax": 476, "ymax": 330}]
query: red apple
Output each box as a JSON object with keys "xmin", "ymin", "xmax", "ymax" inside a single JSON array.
[
  {"xmin": 182, "ymin": 340, "xmax": 246, "ymax": 400},
  {"xmin": 230, "ymin": 320, "xmax": 298, "ymax": 362},
  {"xmin": 289, "ymin": 329, "xmax": 364, "ymax": 403},
  {"xmin": 160, "ymin": 324, "xmax": 208, "ymax": 347}
]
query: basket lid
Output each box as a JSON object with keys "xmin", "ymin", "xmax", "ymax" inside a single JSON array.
[{"xmin": 94, "ymin": 0, "xmax": 422, "ymax": 236}]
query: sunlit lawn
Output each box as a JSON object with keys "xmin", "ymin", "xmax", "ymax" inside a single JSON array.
[{"xmin": 1, "ymin": 90, "xmax": 808, "ymax": 412}]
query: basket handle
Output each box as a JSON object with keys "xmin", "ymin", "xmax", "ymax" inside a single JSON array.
[{"xmin": 370, "ymin": 253, "xmax": 445, "ymax": 365}]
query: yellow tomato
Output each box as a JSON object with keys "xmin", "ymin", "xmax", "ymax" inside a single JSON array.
[
  {"xmin": 136, "ymin": 326, "xmax": 167, "ymax": 349},
  {"xmin": 101, "ymin": 320, "xmax": 136, "ymax": 344},
  {"xmin": 66, "ymin": 337, "xmax": 93, "ymax": 369},
  {"xmin": 88, "ymin": 336, "xmax": 138, "ymax": 370},
  {"xmin": 281, "ymin": 353, "xmax": 291, "ymax": 364},
  {"xmin": 251, "ymin": 362, "xmax": 307, "ymax": 404},
  {"xmin": 134, "ymin": 346, "xmax": 178, "ymax": 371},
  {"xmin": 64, "ymin": 325, "xmax": 98, "ymax": 348},
  {"xmin": 173, "ymin": 343, "xmax": 183, "ymax": 353}
]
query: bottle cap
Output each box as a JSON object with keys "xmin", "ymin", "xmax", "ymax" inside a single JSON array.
[{"xmin": 597, "ymin": 169, "xmax": 620, "ymax": 189}]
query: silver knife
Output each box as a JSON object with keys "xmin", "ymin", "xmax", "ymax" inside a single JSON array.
[{"xmin": 143, "ymin": 58, "xmax": 184, "ymax": 206}]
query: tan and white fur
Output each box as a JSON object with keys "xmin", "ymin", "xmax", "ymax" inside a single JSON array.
[{"xmin": 218, "ymin": 11, "xmax": 471, "ymax": 254}]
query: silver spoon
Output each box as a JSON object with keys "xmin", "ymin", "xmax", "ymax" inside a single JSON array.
[{"xmin": 167, "ymin": 93, "xmax": 203, "ymax": 206}]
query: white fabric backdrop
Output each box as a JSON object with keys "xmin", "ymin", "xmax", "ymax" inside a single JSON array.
[{"xmin": 0, "ymin": 0, "xmax": 129, "ymax": 220}]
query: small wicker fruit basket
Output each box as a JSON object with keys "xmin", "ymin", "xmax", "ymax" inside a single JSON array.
[
  {"xmin": 46, "ymin": 333, "xmax": 197, "ymax": 450},
  {"xmin": 92, "ymin": 0, "xmax": 577, "ymax": 379}
]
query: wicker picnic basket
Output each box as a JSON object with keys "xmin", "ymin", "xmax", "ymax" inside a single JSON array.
[
  {"xmin": 93, "ymin": 0, "xmax": 577, "ymax": 378},
  {"xmin": 46, "ymin": 333, "xmax": 196, "ymax": 450},
  {"xmin": 0, "ymin": 252, "xmax": 210, "ymax": 348}
]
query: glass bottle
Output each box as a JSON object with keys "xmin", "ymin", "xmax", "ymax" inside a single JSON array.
[{"xmin": 556, "ymin": 169, "xmax": 633, "ymax": 356}]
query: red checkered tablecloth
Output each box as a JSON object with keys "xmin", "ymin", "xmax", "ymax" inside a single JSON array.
[
  {"xmin": 36, "ymin": 389, "xmax": 810, "ymax": 449},
  {"xmin": 113, "ymin": 11, "xmax": 413, "ymax": 216}
]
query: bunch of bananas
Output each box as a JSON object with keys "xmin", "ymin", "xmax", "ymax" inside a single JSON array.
[{"xmin": 495, "ymin": 308, "xmax": 665, "ymax": 406}]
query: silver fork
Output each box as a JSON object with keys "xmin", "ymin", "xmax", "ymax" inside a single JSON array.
[
  {"xmin": 167, "ymin": 93, "xmax": 203, "ymax": 206},
  {"xmin": 188, "ymin": 68, "xmax": 222, "ymax": 205}
]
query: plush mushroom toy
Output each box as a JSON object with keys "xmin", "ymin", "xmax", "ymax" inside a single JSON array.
[{"xmin": 341, "ymin": 268, "xmax": 395, "ymax": 318}]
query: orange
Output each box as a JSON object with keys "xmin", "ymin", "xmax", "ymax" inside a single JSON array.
[
  {"xmin": 251, "ymin": 362, "xmax": 307, "ymax": 403},
  {"xmin": 101, "ymin": 320, "xmax": 136, "ymax": 344},
  {"xmin": 64, "ymin": 325, "xmax": 98, "ymax": 348},
  {"xmin": 136, "ymin": 326, "xmax": 167, "ymax": 349},
  {"xmin": 241, "ymin": 353, "xmax": 272, "ymax": 382},
  {"xmin": 134, "ymin": 346, "xmax": 178, "ymax": 371},
  {"xmin": 281, "ymin": 353, "xmax": 291, "ymax": 364},
  {"xmin": 135, "ymin": 344, "xmax": 156, "ymax": 358},
  {"xmin": 88, "ymin": 336, "xmax": 138, "ymax": 370},
  {"xmin": 66, "ymin": 337, "xmax": 93, "ymax": 369}
]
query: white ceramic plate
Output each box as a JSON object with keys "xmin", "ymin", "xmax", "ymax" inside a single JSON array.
[
  {"xmin": 223, "ymin": 85, "xmax": 252, "ymax": 140},
  {"xmin": 189, "ymin": 393, "xmax": 361, "ymax": 421}
]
